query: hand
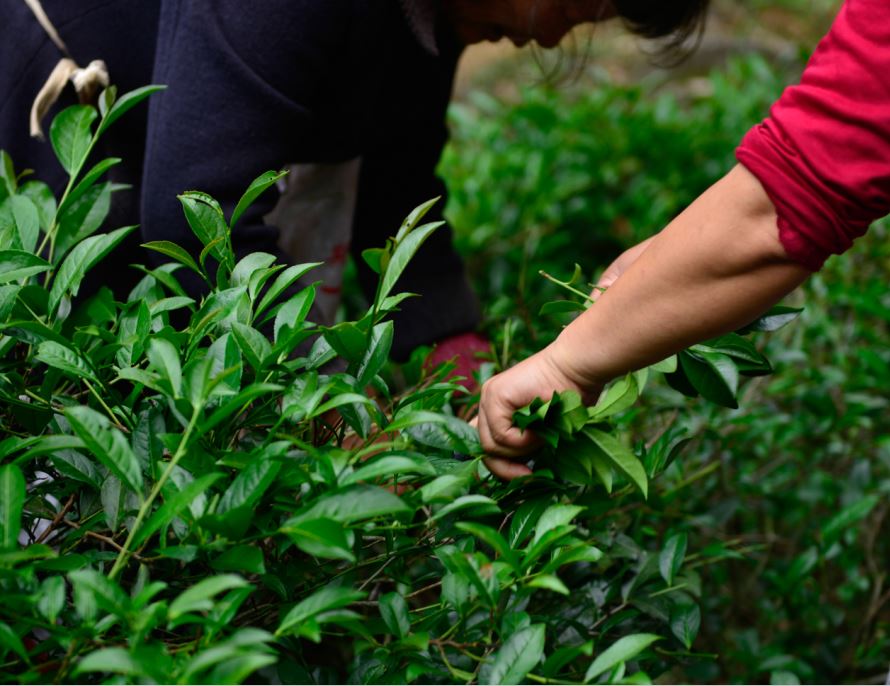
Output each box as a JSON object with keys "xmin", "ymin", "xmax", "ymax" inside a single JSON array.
[
  {"xmin": 474, "ymin": 344, "xmax": 603, "ymax": 480},
  {"xmin": 590, "ymin": 235, "xmax": 655, "ymax": 302}
]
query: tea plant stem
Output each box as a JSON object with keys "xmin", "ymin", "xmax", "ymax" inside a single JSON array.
[
  {"xmin": 435, "ymin": 641, "xmax": 471, "ymax": 683},
  {"xmin": 405, "ymin": 580, "xmax": 442, "ymax": 599},
  {"xmin": 648, "ymin": 582, "xmax": 687, "ymax": 598},
  {"xmin": 83, "ymin": 379, "xmax": 128, "ymax": 431},
  {"xmin": 662, "ymin": 460, "xmax": 720, "ymax": 496},
  {"xmin": 108, "ymin": 405, "xmax": 201, "ymax": 580},
  {"xmin": 33, "ymin": 493, "xmax": 76, "ymax": 544},
  {"xmin": 38, "ymin": 133, "xmax": 101, "ymax": 264},
  {"xmin": 538, "ymin": 270, "xmax": 595, "ymax": 302},
  {"xmin": 23, "ymin": 388, "xmax": 63, "ymax": 412},
  {"xmin": 53, "ymin": 636, "xmax": 80, "ymax": 684},
  {"xmin": 358, "ymin": 556, "xmax": 397, "ymax": 591}
]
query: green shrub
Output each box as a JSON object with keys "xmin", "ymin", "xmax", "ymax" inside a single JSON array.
[{"xmin": 0, "ymin": 86, "xmax": 800, "ymax": 684}]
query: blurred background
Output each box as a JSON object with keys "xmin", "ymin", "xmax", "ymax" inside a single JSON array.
[{"xmin": 437, "ymin": 1, "xmax": 889, "ymax": 683}]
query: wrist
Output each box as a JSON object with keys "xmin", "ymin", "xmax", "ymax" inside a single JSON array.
[{"xmin": 545, "ymin": 330, "xmax": 612, "ymax": 396}]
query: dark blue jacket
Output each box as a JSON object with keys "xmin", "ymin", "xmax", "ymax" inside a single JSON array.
[{"xmin": 1, "ymin": 0, "xmax": 479, "ymax": 356}]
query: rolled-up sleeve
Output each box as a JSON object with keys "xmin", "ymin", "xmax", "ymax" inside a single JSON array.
[{"xmin": 736, "ymin": 0, "xmax": 890, "ymax": 271}]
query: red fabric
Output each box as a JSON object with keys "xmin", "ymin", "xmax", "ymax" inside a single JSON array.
[
  {"xmin": 736, "ymin": 0, "xmax": 890, "ymax": 271},
  {"xmin": 425, "ymin": 332, "xmax": 491, "ymax": 390}
]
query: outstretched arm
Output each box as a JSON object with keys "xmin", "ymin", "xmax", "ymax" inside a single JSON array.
[{"xmin": 477, "ymin": 164, "xmax": 810, "ymax": 478}]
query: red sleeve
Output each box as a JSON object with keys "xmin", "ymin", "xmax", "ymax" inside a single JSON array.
[{"xmin": 736, "ymin": 0, "xmax": 890, "ymax": 271}]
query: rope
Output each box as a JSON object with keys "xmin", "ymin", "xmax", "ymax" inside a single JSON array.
[
  {"xmin": 23, "ymin": 0, "xmax": 70, "ymax": 57},
  {"xmin": 23, "ymin": 0, "xmax": 111, "ymax": 140}
]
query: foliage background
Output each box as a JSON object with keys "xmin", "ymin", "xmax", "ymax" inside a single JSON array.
[
  {"xmin": 0, "ymin": 1, "xmax": 887, "ymax": 684},
  {"xmin": 439, "ymin": 1, "xmax": 890, "ymax": 682}
]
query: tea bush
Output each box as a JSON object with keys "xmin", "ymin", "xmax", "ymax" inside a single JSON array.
[
  {"xmin": 0, "ymin": 86, "xmax": 804, "ymax": 685},
  {"xmin": 441, "ymin": 54, "xmax": 890, "ymax": 683}
]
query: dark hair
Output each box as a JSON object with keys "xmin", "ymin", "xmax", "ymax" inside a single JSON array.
[{"xmin": 611, "ymin": 0, "xmax": 710, "ymax": 61}]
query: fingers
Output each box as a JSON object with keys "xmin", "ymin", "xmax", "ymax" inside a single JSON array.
[
  {"xmin": 469, "ymin": 398, "xmax": 538, "ymax": 481},
  {"xmin": 476, "ymin": 383, "xmax": 542, "ymax": 459},
  {"xmin": 483, "ymin": 455, "xmax": 533, "ymax": 480}
]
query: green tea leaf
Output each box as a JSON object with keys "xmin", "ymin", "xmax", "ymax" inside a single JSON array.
[
  {"xmin": 659, "ymin": 533, "xmax": 688, "ymax": 586},
  {"xmin": 211, "ymin": 545, "xmax": 267, "ymax": 575},
  {"xmin": 820, "ymin": 495, "xmax": 879, "ymax": 546},
  {"xmin": 96, "ymin": 85, "xmax": 165, "ymax": 136},
  {"xmin": 50, "ymin": 105, "xmax": 97, "ymax": 176},
  {"xmin": 74, "ymin": 648, "xmax": 146, "ymax": 677},
  {"xmin": 65, "ymin": 406, "xmax": 143, "ymax": 495},
  {"xmin": 670, "ymin": 603, "xmax": 700, "ymax": 649},
  {"xmin": 147, "ymin": 338, "xmax": 182, "ymax": 398},
  {"xmin": 282, "ymin": 517, "xmax": 355, "ymax": 562},
  {"xmin": 199, "ymin": 383, "xmax": 283, "ymax": 436},
  {"xmin": 288, "ymin": 485, "xmax": 409, "ymax": 525},
  {"xmin": 395, "ymin": 196, "xmax": 440, "ymax": 243},
  {"xmin": 481, "ymin": 624, "xmax": 546, "ymax": 685},
  {"xmin": 55, "ymin": 181, "xmax": 113, "ymax": 258},
  {"xmin": 142, "ymin": 240, "xmax": 202, "ymax": 275},
  {"xmin": 679, "ymin": 350, "xmax": 739, "ymax": 409},
  {"xmin": 432, "ymin": 494, "xmax": 499, "ymax": 521},
  {"xmin": 217, "ymin": 459, "xmax": 281, "ymax": 514},
  {"xmin": 0, "ymin": 464, "xmax": 25, "ymax": 550},
  {"xmin": 274, "ymin": 283, "xmax": 316, "ymax": 345},
  {"xmin": 584, "ymin": 634, "xmax": 661, "ymax": 683},
  {"xmin": 254, "ymin": 261, "xmax": 321, "ymax": 319},
  {"xmin": 0, "ymin": 621, "xmax": 29, "ymax": 663},
  {"xmin": 276, "ymin": 586, "xmax": 366, "ymax": 638},
  {"xmin": 168, "ymin": 574, "xmax": 249, "ymax": 621},
  {"xmin": 68, "ymin": 568, "xmax": 130, "ymax": 616},
  {"xmin": 508, "ymin": 499, "xmax": 549, "ymax": 548},
  {"xmin": 389, "ymin": 410, "xmax": 480, "ymax": 454},
  {"xmin": 737, "ymin": 305, "xmax": 803, "ymax": 334},
  {"xmin": 60, "ymin": 157, "xmax": 120, "ymax": 213},
  {"xmin": 132, "ymin": 472, "xmax": 223, "ymax": 547},
  {"xmin": 35, "ymin": 340, "xmax": 99, "ymax": 382},
  {"xmin": 230, "ymin": 169, "xmax": 288, "ymax": 228},
  {"xmin": 362, "ymin": 247, "xmax": 384, "ymax": 274},
  {"xmin": 231, "ymin": 252, "xmax": 277, "ymax": 289},
  {"xmin": 340, "ymin": 454, "xmax": 436, "ymax": 486},
  {"xmin": 179, "ymin": 191, "xmax": 228, "ymax": 260},
  {"xmin": 0, "ymin": 249, "xmax": 51, "ymax": 284},
  {"xmin": 322, "ymin": 320, "xmax": 368, "ymax": 363},
  {"xmin": 37, "ymin": 576, "xmax": 67, "ymax": 624},
  {"xmin": 0, "ymin": 150, "xmax": 15, "ymax": 195},
  {"xmin": 231, "ymin": 322, "xmax": 272, "ymax": 371},
  {"xmin": 528, "ymin": 574, "xmax": 570, "ymax": 595},
  {"xmin": 379, "ymin": 592, "xmax": 411, "ymax": 639},
  {"xmin": 356, "ymin": 321, "xmax": 393, "ymax": 386},
  {"xmin": 532, "ymin": 504, "xmax": 585, "ymax": 545},
  {"xmin": 10, "ymin": 195, "xmax": 39, "ymax": 252},
  {"xmin": 584, "ymin": 429, "xmax": 648, "ymax": 498},
  {"xmin": 539, "ymin": 299, "xmax": 586, "ymax": 316},
  {"xmin": 377, "ymin": 221, "xmax": 442, "ymax": 306},
  {"xmin": 589, "ymin": 374, "xmax": 640, "ymax": 421},
  {"xmin": 456, "ymin": 522, "xmax": 519, "ymax": 569},
  {"xmin": 49, "ymin": 226, "xmax": 135, "ymax": 314}
]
